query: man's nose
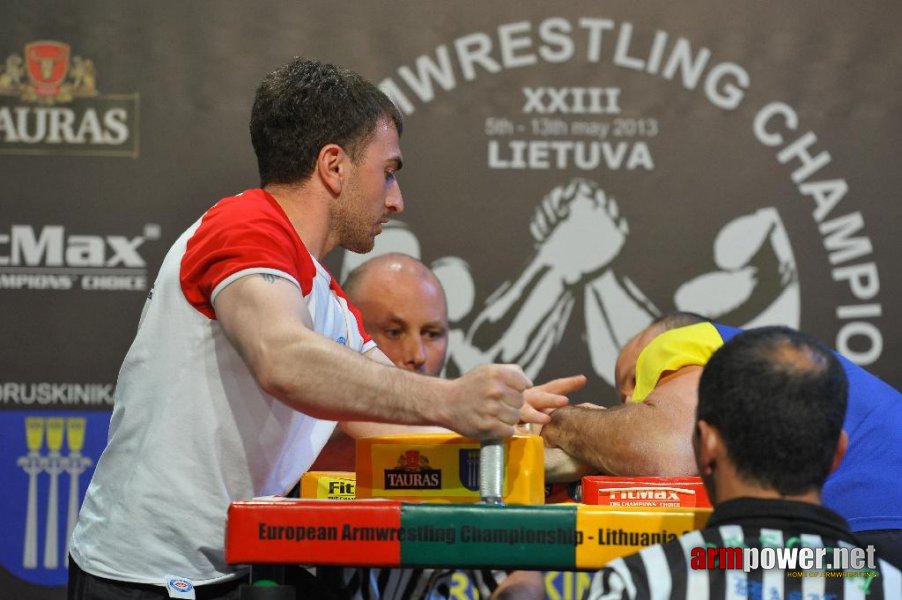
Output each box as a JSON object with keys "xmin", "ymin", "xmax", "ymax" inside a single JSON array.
[
  {"xmin": 386, "ymin": 182, "xmax": 404, "ymax": 214},
  {"xmin": 403, "ymin": 336, "xmax": 426, "ymax": 370}
]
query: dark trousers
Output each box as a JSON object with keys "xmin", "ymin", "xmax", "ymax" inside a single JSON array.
[{"xmin": 68, "ymin": 556, "xmax": 247, "ymax": 600}]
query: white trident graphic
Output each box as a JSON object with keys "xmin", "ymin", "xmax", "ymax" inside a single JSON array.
[
  {"xmin": 43, "ymin": 417, "xmax": 65, "ymax": 569},
  {"xmin": 18, "ymin": 417, "xmax": 45, "ymax": 569},
  {"xmin": 18, "ymin": 416, "xmax": 92, "ymax": 570}
]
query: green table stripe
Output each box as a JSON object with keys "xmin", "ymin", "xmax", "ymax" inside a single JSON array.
[{"xmin": 400, "ymin": 503, "xmax": 578, "ymax": 569}]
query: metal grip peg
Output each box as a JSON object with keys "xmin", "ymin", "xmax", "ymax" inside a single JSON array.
[{"xmin": 479, "ymin": 438, "xmax": 505, "ymax": 505}]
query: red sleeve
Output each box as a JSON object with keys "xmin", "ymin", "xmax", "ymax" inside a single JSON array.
[
  {"xmin": 180, "ymin": 192, "xmax": 316, "ymax": 319},
  {"xmin": 329, "ymin": 277, "xmax": 373, "ymax": 344}
]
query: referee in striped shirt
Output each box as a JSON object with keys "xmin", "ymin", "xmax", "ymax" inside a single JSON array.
[{"xmin": 583, "ymin": 327, "xmax": 902, "ymax": 600}]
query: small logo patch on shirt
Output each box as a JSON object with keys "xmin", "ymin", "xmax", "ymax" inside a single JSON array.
[{"xmin": 165, "ymin": 575, "xmax": 196, "ymax": 599}]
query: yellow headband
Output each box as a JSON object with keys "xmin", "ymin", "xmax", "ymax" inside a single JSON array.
[{"xmin": 631, "ymin": 322, "xmax": 724, "ymax": 403}]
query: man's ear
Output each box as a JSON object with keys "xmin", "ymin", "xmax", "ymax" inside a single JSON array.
[
  {"xmin": 830, "ymin": 430, "xmax": 848, "ymax": 474},
  {"xmin": 316, "ymin": 144, "xmax": 346, "ymax": 195},
  {"xmin": 695, "ymin": 420, "xmax": 722, "ymax": 475}
]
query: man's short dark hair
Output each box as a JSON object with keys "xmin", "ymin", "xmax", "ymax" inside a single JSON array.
[
  {"xmin": 250, "ymin": 57, "xmax": 403, "ymax": 187},
  {"xmin": 697, "ymin": 326, "xmax": 848, "ymax": 496}
]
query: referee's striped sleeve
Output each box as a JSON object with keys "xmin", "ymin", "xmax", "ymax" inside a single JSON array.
[
  {"xmin": 638, "ymin": 544, "xmax": 672, "ymax": 599},
  {"xmin": 678, "ymin": 530, "xmax": 709, "ymax": 598},
  {"xmin": 585, "ymin": 557, "xmax": 637, "ymax": 600}
]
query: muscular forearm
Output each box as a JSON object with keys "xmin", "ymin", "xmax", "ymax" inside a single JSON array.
[
  {"xmin": 340, "ymin": 421, "xmax": 449, "ymax": 438},
  {"xmin": 542, "ymin": 401, "xmax": 697, "ymax": 476},
  {"xmin": 214, "ymin": 274, "xmax": 527, "ymax": 439},
  {"xmin": 261, "ymin": 330, "xmax": 449, "ymax": 425}
]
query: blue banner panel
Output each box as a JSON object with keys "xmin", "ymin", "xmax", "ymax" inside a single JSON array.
[{"xmin": 0, "ymin": 410, "xmax": 109, "ymax": 587}]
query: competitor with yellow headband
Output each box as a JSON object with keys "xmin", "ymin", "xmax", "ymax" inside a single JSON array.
[{"xmin": 542, "ymin": 314, "xmax": 902, "ymax": 566}]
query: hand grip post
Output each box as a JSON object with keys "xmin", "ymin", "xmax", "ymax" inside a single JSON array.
[{"xmin": 479, "ymin": 439, "xmax": 505, "ymax": 505}]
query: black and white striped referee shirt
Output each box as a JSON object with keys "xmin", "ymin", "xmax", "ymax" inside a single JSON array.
[{"xmin": 584, "ymin": 498, "xmax": 902, "ymax": 600}]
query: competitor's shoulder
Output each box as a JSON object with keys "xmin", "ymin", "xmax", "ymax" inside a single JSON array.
[
  {"xmin": 201, "ymin": 188, "xmax": 292, "ymax": 227},
  {"xmin": 180, "ymin": 189, "xmax": 315, "ymax": 317},
  {"xmin": 186, "ymin": 188, "xmax": 308, "ymax": 257}
]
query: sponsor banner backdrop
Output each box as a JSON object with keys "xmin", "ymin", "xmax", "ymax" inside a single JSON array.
[{"xmin": 0, "ymin": 2, "xmax": 899, "ymax": 599}]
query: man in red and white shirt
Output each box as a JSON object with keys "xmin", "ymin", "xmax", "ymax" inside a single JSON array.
[{"xmin": 68, "ymin": 58, "xmax": 563, "ymax": 600}]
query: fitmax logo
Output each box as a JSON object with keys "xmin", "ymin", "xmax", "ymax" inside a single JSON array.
[
  {"xmin": 327, "ymin": 480, "xmax": 355, "ymax": 496},
  {"xmin": 607, "ymin": 488, "xmax": 685, "ymax": 501},
  {"xmin": 0, "ymin": 224, "xmax": 159, "ymax": 268}
]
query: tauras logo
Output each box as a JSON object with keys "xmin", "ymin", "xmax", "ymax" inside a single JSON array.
[
  {"xmin": 0, "ymin": 224, "xmax": 160, "ymax": 292},
  {"xmin": 384, "ymin": 470, "xmax": 442, "ymax": 490},
  {"xmin": 384, "ymin": 449, "xmax": 443, "ymax": 489},
  {"xmin": 0, "ymin": 41, "xmax": 138, "ymax": 157}
]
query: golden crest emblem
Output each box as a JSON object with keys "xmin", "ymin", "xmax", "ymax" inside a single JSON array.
[{"xmin": 0, "ymin": 41, "xmax": 97, "ymax": 104}]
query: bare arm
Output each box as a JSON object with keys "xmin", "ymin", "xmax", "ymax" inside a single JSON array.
[
  {"xmin": 338, "ymin": 421, "xmax": 449, "ymax": 438},
  {"xmin": 337, "ymin": 347, "xmax": 451, "ymax": 439},
  {"xmin": 544, "ymin": 447, "xmax": 594, "ymax": 483},
  {"xmin": 214, "ymin": 274, "xmax": 530, "ymax": 439},
  {"xmin": 336, "ymin": 363, "xmax": 584, "ymax": 440},
  {"xmin": 541, "ymin": 367, "xmax": 702, "ymax": 475}
]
